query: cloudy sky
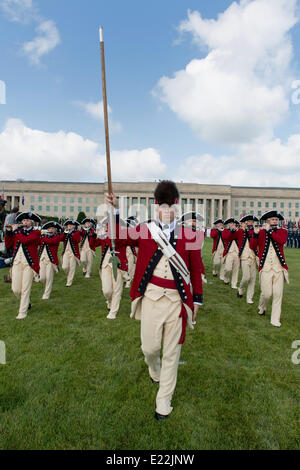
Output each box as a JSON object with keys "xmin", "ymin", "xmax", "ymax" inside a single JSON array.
[{"xmin": 1, "ymin": 0, "xmax": 300, "ymax": 186}]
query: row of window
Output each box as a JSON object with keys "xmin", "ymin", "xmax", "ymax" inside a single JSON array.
[
  {"xmin": 234, "ymin": 210, "xmax": 299, "ymax": 218},
  {"xmin": 30, "ymin": 206, "xmax": 98, "ymax": 214},
  {"xmin": 234, "ymin": 201, "xmax": 299, "ymax": 208},
  {"xmin": 30, "ymin": 196, "xmax": 99, "ymax": 204}
]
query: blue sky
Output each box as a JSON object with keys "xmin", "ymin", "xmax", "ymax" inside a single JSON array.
[{"xmin": 1, "ymin": 0, "xmax": 300, "ymax": 186}]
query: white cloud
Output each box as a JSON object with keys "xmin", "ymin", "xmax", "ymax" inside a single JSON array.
[
  {"xmin": 73, "ymin": 101, "xmax": 123, "ymax": 133},
  {"xmin": 0, "ymin": 119, "xmax": 166, "ymax": 182},
  {"xmin": 176, "ymin": 132, "xmax": 300, "ymax": 187},
  {"xmin": 22, "ymin": 20, "xmax": 61, "ymax": 65},
  {"xmin": 0, "ymin": 0, "xmax": 36, "ymax": 23},
  {"xmin": 155, "ymin": 0, "xmax": 298, "ymax": 144}
]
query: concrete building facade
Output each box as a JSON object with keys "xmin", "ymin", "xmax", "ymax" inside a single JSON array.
[{"xmin": 1, "ymin": 180, "xmax": 300, "ymax": 226}]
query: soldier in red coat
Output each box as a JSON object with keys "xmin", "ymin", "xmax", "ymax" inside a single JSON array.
[
  {"xmin": 98, "ymin": 218, "xmax": 129, "ymax": 319},
  {"xmin": 5, "ymin": 211, "xmax": 41, "ymax": 320},
  {"xmin": 61, "ymin": 219, "xmax": 81, "ymax": 287},
  {"xmin": 80, "ymin": 218, "xmax": 98, "ymax": 278},
  {"xmin": 106, "ymin": 181, "xmax": 203, "ymax": 420},
  {"xmin": 221, "ymin": 218, "xmax": 240, "ymax": 289},
  {"xmin": 236, "ymin": 215, "xmax": 258, "ymax": 304},
  {"xmin": 39, "ymin": 221, "xmax": 62, "ymax": 300},
  {"xmin": 250, "ymin": 211, "xmax": 288, "ymax": 327},
  {"xmin": 210, "ymin": 219, "xmax": 225, "ymax": 280}
]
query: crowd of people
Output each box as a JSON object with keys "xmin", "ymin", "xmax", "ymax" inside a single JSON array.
[{"xmin": 0, "ymin": 181, "xmax": 291, "ymax": 421}]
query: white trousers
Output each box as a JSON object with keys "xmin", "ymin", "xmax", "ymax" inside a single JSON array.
[
  {"xmin": 62, "ymin": 253, "xmax": 78, "ymax": 285},
  {"xmin": 39, "ymin": 259, "xmax": 57, "ymax": 299},
  {"xmin": 11, "ymin": 262, "xmax": 34, "ymax": 315},
  {"xmin": 213, "ymin": 250, "xmax": 225, "ymax": 279},
  {"xmin": 80, "ymin": 248, "xmax": 94, "ymax": 276},
  {"xmin": 223, "ymin": 253, "xmax": 240, "ymax": 288},
  {"xmin": 258, "ymin": 270, "xmax": 285, "ymax": 326},
  {"xmin": 141, "ymin": 294, "xmax": 182, "ymax": 416},
  {"xmin": 100, "ymin": 265, "xmax": 124, "ymax": 316},
  {"xmin": 239, "ymin": 259, "xmax": 257, "ymax": 302}
]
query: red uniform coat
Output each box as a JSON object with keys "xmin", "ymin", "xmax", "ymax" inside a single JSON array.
[
  {"xmin": 235, "ymin": 227, "xmax": 256, "ymax": 257},
  {"xmin": 115, "ymin": 222, "xmax": 203, "ymax": 308},
  {"xmin": 221, "ymin": 229, "xmax": 239, "ymax": 257},
  {"xmin": 61, "ymin": 230, "xmax": 81, "ymax": 260},
  {"xmin": 249, "ymin": 228, "xmax": 288, "ymax": 271},
  {"xmin": 5, "ymin": 227, "xmax": 41, "ymax": 274},
  {"xmin": 210, "ymin": 228, "xmax": 225, "ymax": 253},
  {"xmin": 39, "ymin": 233, "xmax": 61, "ymax": 266},
  {"xmin": 98, "ymin": 236, "xmax": 129, "ymax": 272},
  {"xmin": 80, "ymin": 228, "xmax": 98, "ymax": 252}
]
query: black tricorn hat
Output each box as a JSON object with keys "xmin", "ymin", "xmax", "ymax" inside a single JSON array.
[
  {"xmin": 42, "ymin": 221, "xmax": 63, "ymax": 231},
  {"xmin": 16, "ymin": 211, "xmax": 41, "ymax": 223},
  {"xmin": 82, "ymin": 218, "xmax": 97, "ymax": 225},
  {"xmin": 213, "ymin": 218, "xmax": 224, "ymax": 225},
  {"xmin": 224, "ymin": 218, "xmax": 239, "ymax": 225},
  {"xmin": 64, "ymin": 219, "xmax": 80, "ymax": 227},
  {"xmin": 154, "ymin": 180, "xmax": 179, "ymax": 206},
  {"xmin": 0, "ymin": 199, "xmax": 7, "ymax": 207},
  {"xmin": 260, "ymin": 210, "xmax": 284, "ymax": 221},
  {"xmin": 180, "ymin": 211, "xmax": 204, "ymax": 223},
  {"xmin": 240, "ymin": 214, "xmax": 259, "ymax": 223}
]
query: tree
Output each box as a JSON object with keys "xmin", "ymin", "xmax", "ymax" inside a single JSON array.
[{"xmin": 77, "ymin": 211, "xmax": 86, "ymax": 224}]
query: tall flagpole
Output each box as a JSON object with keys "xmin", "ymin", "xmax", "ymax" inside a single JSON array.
[{"xmin": 99, "ymin": 26, "xmax": 119, "ymax": 280}]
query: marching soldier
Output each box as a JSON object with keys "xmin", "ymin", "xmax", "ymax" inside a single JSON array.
[
  {"xmin": 99, "ymin": 218, "xmax": 129, "ymax": 319},
  {"xmin": 236, "ymin": 215, "xmax": 258, "ymax": 304},
  {"xmin": 250, "ymin": 211, "xmax": 288, "ymax": 327},
  {"xmin": 5, "ymin": 211, "xmax": 41, "ymax": 319},
  {"xmin": 39, "ymin": 221, "xmax": 62, "ymax": 300},
  {"xmin": 222, "ymin": 218, "xmax": 240, "ymax": 289},
  {"xmin": 61, "ymin": 219, "xmax": 81, "ymax": 287},
  {"xmin": 106, "ymin": 180, "xmax": 203, "ymax": 420},
  {"xmin": 180, "ymin": 211, "xmax": 206, "ymax": 288},
  {"xmin": 210, "ymin": 219, "xmax": 225, "ymax": 280},
  {"xmin": 80, "ymin": 218, "xmax": 98, "ymax": 278}
]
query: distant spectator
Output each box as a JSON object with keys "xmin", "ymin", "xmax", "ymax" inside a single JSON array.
[{"xmin": 4, "ymin": 207, "xmax": 19, "ymax": 229}]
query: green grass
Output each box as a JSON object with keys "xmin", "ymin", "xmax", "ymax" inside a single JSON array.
[{"xmin": 0, "ymin": 240, "xmax": 299, "ymax": 450}]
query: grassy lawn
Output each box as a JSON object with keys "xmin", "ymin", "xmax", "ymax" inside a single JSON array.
[{"xmin": 0, "ymin": 239, "xmax": 299, "ymax": 450}]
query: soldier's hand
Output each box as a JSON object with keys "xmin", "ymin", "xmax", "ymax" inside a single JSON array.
[
  {"xmin": 11, "ymin": 224, "xmax": 20, "ymax": 231},
  {"xmin": 192, "ymin": 304, "xmax": 200, "ymax": 324},
  {"xmin": 106, "ymin": 193, "xmax": 118, "ymax": 208}
]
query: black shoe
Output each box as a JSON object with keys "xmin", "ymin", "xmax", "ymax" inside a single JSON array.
[
  {"xmin": 258, "ymin": 310, "xmax": 266, "ymax": 316},
  {"xmin": 213, "ymin": 274, "xmax": 217, "ymax": 277},
  {"xmin": 150, "ymin": 377, "xmax": 159, "ymax": 384},
  {"xmin": 155, "ymin": 412, "xmax": 168, "ymax": 421},
  {"xmin": 224, "ymin": 282, "xmax": 229, "ymax": 285},
  {"xmin": 237, "ymin": 292, "xmax": 243, "ymax": 298},
  {"xmin": 28, "ymin": 303, "xmax": 31, "ymax": 310}
]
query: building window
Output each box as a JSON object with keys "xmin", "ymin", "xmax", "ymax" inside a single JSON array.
[
  {"xmin": 296, "ymin": 212, "xmax": 299, "ymax": 218},
  {"xmin": 273, "ymin": 202, "xmax": 277, "ymax": 208},
  {"xmin": 70, "ymin": 197, "xmax": 74, "ymax": 203},
  {"xmin": 94, "ymin": 198, "xmax": 98, "ymax": 203},
  {"xmin": 288, "ymin": 202, "xmax": 292, "ymax": 208},
  {"xmin": 250, "ymin": 210, "xmax": 254, "ymax": 215},
  {"xmin": 70, "ymin": 206, "xmax": 74, "ymax": 213},
  {"xmin": 280, "ymin": 202, "xmax": 284, "ymax": 208},
  {"xmin": 38, "ymin": 205, "xmax": 42, "ymax": 211},
  {"xmin": 46, "ymin": 197, "xmax": 50, "ymax": 203},
  {"xmin": 258, "ymin": 202, "xmax": 261, "ymax": 207},
  {"xmin": 289, "ymin": 211, "xmax": 292, "ymax": 217},
  {"xmin": 235, "ymin": 201, "xmax": 239, "ymax": 207},
  {"xmin": 148, "ymin": 198, "xmax": 154, "ymax": 218},
  {"xmin": 234, "ymin": 210, "xmax": 238, "ymax": 216},
  {"xmin": 46, "ymin": 206, "xmax": 50, "ymax": 212},
  {"xmin": 62, "ymin": 206, "xmax": 66, "ymax": 213},
  {"xmin": 265, "ymin": 202, "xmax": 269, "ymax": 208},
  {"xmin": 54, "ymin": 197, "xmax": 58, "ymax": 203},
  {"xmin": 54, "ymin": 206, "xmax": 58, "ymax": 212},
  {"xmin": 242, "ymin": 201, "xmax": 246, "ymax": 207},
  {"xmin": 250, "ymin": 201, "xmax": 254, "ymax": 207},
  {"xmin": 78, "ymin": 206, "xmax": 82, "ymax": 212},
  {"xmin": 38, "ymin": 197, "xmax": 43, "ymax": 202},
  {"xmin": 86, "ymin": 207, "xmax": 90, "ymax": 213},
  {"xmin": 30, "ymin": 205, "xmax": 34, "ymax": 211},
  {"xmin": 78, "ymin": 198, "xmax": 82, "ymax": 203},
  {"xmin": 86, "ymin": 197, "xmax": 90, "ymax": 203},
  {"xmin": 31, "ymin": 196, "xmax": 35, "ymax": 202},
  {"xmin": 93, "ymin": 207, "xmax": 97, "ymax": 214},
  {"xmin": 181, "ymin": 198, "xmax": 187, "ymax": 212},
  {"xmin": 258, "ymin": 211, "xmax": 261, "ymax": 216},
  {"xmin": 296, "ymin": 202, "xmax": 299, "ymax": 209},
  {"xmin": 62, "ymin": 197, "xmax": 66, "ymax": 203}
]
